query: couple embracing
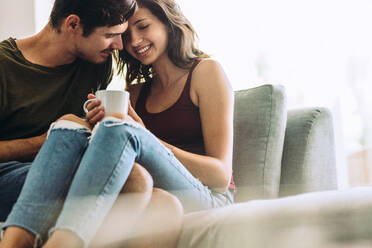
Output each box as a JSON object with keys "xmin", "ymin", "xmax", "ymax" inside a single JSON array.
[{"xmin": 0, "ymin": 0, "xmax": 234, "ymax": 247}]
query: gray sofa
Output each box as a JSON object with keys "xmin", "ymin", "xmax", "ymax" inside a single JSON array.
[{"xmin": 177, "ymin": 84, "xmax": 372, "ymax": 248}]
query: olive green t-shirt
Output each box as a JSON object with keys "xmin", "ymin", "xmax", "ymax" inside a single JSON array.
[{"xmin": 0, "ymin": 38, "xmax": 112, "ymax": 140}]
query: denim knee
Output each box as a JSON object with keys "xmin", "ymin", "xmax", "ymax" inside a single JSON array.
[
  {"xmin": 47, "ymin": 119, "xmax": 91, "ymax": 138},
  {"xmin": 90, "ymin": 116, "xmax": 143, "ymax": 143}
]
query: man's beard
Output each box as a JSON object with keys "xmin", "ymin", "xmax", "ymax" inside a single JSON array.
[{"xmin": 76, "ymin": 49, "xmax": 113, "ymax": 64}]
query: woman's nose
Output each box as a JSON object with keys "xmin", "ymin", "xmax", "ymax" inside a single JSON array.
[{"xmin": 130, "ymin": 31, "xmax": 143, "ymax": 46}]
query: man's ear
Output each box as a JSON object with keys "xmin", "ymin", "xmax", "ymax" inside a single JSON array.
[{"xmin": 65, "ymin": 15, "xmax": 81, "ymax": 33}]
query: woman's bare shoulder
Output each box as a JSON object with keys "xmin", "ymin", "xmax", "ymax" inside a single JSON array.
[
  {"xmin": 194, "ymin": 58, "xmax": 223, "ymax": 75},
  {"xmin": 192, "ymin": 58, "xmax": 231, "ymax": 92}
]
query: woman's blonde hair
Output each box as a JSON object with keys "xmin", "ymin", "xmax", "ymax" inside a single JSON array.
[{"xmin": 116, "ymin": 0, "xmax": 209, "ymax": 85}]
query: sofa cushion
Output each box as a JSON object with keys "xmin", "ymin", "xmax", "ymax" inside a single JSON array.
[
  {"xmin": 178, "ymin": 188, "xmax": 372, "ymax": 248},
  {"xmin": 280, "ymin": 108, "xmax": 338, "ymax": 197},
  {"xmin": 233, "ymin": 84, "xmax": 287, "ymax": 201}
]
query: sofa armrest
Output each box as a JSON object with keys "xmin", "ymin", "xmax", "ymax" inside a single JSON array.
[
  {"xmin": 279, "ymin": 107, "xmax": 338, "ymax": 197},
  {"xmin": 233, "ymin": 84, "xmax": 287, "ymax": 202}
]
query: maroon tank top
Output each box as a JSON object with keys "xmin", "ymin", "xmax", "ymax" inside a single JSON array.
[
  {"xmin": 136, "ymin": 59, "xmax": 235, "ymax": 190},
  {"xmin": 136, "ymin": 60, "xmax": 205, "ymax": 154}
]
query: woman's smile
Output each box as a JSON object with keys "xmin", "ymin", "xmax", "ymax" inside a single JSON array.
[{"xmin": 135, "ymin": 44, "xmax": 152, "ymax": 57}]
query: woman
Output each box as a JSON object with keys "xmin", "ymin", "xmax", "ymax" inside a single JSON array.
[
  {"xmin": 87, "ymin": 0, "xmax": 235, "ymax": 245},
  {"xmin": 88, "ymin": 0, "xmax": 235, "ymax": 207}
]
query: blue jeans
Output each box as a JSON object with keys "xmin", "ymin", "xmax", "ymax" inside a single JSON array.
[
  {"xmin": 0, "ymin": 161, "xmax": 31, "ymax": 221},
  {"xmin": 2, "ymin": 117, "xmax": 233, "ymax": 246}
]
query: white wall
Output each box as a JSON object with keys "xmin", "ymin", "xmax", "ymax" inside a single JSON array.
[
  {"xmin": 0, "ymin": 0, "xmax": 54, "ymax": 40},
  {"xmin": 34, "ymin": 0, "xmax": 54, "ymax": 32},
  {"xmin": 0, "ymin": 0, "xmax": 35, "ymax": 40}
]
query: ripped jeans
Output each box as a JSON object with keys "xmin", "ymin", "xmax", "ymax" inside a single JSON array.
[{"xmin": 2, "ymin": 117, "xmax": 233, "ymax": 247}]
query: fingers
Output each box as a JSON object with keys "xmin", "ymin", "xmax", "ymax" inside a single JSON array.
[
  {"xmin": 85, "ymin": 96, "xmax": 105, "ymax": 126},
  {"xmin": 86, "ymin": 97, "xmax": 100, "ymax": 112},
  {"xmin": 87, "ymin": 93, "xmax": 96, "ymax": 100},
  {"xmin": 128, "ymin": 104, "xmax": 145, "ymax": 127},
  {"xmin": 86, "ymin": 107, "xmax": 105, "ymax": 126},
  {"xmin": 128, "ymin": 104, "xmax": 141, "ymax": 122}
]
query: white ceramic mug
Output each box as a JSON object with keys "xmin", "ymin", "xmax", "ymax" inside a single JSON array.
[{"xmin": 83, "ymin": 90, "xmax": 130, "ymax": 116}]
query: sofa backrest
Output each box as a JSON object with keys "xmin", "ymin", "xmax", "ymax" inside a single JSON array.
[{"xmin": 233, "ymin": 84, "xmax": 287, "ymax": 202}]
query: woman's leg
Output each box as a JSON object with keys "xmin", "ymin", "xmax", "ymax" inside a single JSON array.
[
  {"xmin": 85, "ymin": 163, "xmax": 154, "ymax": 248},
  {"xmin": 44, "ymin": 116, "xmax": 230, "ymax": 247},
  {"xmin": 0, "ymin": 115, "xmax": 92, "ymax": 248},
  {"xmin": 44, "ymin": 118, "xmax": 143, "ymax": 247}
]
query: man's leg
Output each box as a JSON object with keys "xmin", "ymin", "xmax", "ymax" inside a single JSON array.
[
  {"xmin": 124, "ymin": 188, "xmax": 184, "ymax": 248},
  {"xmin": 0, "ymin": 162, "xmax": 33, "ymax": 248},
  {"xmin": 0, "ymin": 161, "xmax": 32, "ymax": 222}
]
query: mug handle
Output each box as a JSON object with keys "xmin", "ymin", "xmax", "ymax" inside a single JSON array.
[{"xmin": 83, "ymin": 99, "xmax": 96, "ymax": 114}]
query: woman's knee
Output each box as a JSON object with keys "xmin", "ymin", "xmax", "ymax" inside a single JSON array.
[
  {"xmin": 122, "ymin": 163, "xmax": 153, "ymax": 194},
  {"xmin": 151, "ymin": 188, "xmax": 184, "ymax": 216},
  {"xmin": 57, "ymin": 114, "xmax": 91, "ymax": 130}
]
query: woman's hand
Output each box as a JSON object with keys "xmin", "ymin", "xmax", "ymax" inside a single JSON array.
[
  {"xmin": 128, "ymin": 103, "xmax": 146, "ymax": 128},
  {"xmin": 85, "ymin": 94, "xmax": 105, "ymax": 126}
]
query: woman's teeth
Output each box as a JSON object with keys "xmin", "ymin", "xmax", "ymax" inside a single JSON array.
[{"xmin": 137, "ymin": 45, "xmax": 150, "ymax": 55}]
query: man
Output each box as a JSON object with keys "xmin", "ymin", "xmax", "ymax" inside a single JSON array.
[{"xmin": 0, "ymin": 0, "xmax": 136, "ymax": 223}]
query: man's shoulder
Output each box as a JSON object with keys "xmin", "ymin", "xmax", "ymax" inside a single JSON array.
[
  {"xmin": 0, "ymin": 38, "xmax": 16, "ymax": 53},
  {"xmin": 0, "ymin": 38, "xmax": 19, "ymax": 65}
]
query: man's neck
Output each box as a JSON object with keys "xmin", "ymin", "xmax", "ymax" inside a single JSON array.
[{"xmin": 16, "ymin": 24, "xmax": 77, "ymax": 67}]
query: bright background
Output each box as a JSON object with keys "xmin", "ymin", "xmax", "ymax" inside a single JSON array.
[{"xmin": 1, "ymin": 0, "xmax": 372, "ymax": 188}]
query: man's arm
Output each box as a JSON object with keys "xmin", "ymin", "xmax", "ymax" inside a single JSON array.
[{"xmin": 0, "ymin": 133, "xmax": 47, "ymax": 162}]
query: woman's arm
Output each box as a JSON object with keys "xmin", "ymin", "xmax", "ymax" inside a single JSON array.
[
  {"xmin": 164, "ymin": 59, "xmax": 234, "ymax": 192},
  {"xmin": 128, "ymin": 60, "xmax": 233, "ymax": 192}
]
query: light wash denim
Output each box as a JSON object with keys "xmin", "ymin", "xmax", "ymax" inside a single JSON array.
[{"xmin": 3, "ymin": 117, "xmax": 233, "ymax": 247}]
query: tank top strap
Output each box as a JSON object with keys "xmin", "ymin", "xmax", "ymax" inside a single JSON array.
[{"xmin": 180, "ymin": 59, "xmax": 201, "ymax": 104}]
